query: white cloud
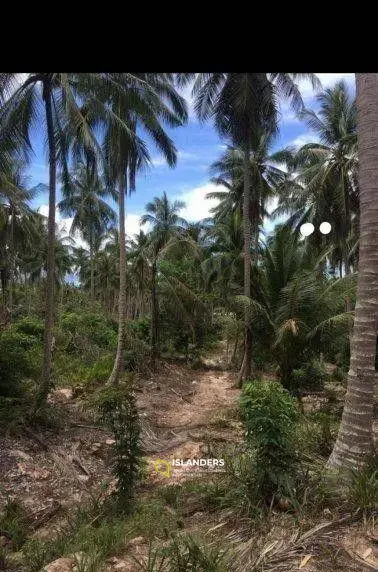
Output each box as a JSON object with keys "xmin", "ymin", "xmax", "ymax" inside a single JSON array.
[
  {"xmin": 125, "ymin": 213, "xmax": 144, "ymax": 239},
  {"xmin": 290, "ymin": 133, "xmax": 319, "ymax": 148},
  {"xmin": 176, "ymin": 182, "xmax": 224, "ymax": 221},
  {"xmin": 298, "ymin": 73, "xmax": 355, "ymax": 100},
  {"xmin": 280, "ymin": 73, "xmax": 355, "ymax": 125},
  {"xmin": 179, "ymin": 81, "xmax": 197, "ymax": 122},
  {"xmin": 178, "ymin": 150, "xmax": 198, "ymax": 161},
  {"xmin": 38, "ymin": 204, "xmax": 87, "ymax": 249},
  {"xmin": 151, "ymin": 156, "xmax": 167, "ymax": 168}
]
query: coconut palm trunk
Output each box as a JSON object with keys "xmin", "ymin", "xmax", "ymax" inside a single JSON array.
[
  {"xmin": 237, "ymin": 143, "xmax": 252, "ymax": 386},
  {"xmin": 151, "ymin": 258, "xmax": 159, "ymax": 366},
  {"xmin": 37, "ymin": 80, "xmax": 57, "ymax": 407},
  {"xmin": 327, "ymin": 73, "xmax": 378, "ymax": 469},
  {"xmin": 107, "ymin": 176, "xmax": 127, "ymax": 386},
  {"xmin": 89, "ymin": 232, "xmax": 95, "ymax": 300}
]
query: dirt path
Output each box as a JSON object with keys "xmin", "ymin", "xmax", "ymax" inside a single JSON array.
[
  {"xmin": 0, "ymin": 359, "xmax": 241, "ymax": 529},
  {"xmin": 139, "ymin": 366, "xmax": 241, "ymax": 484}
]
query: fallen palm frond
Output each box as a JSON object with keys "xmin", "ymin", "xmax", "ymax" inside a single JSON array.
[{"xmin": 235, "ymin": 512, "xmax": 361, "ymax": 572}]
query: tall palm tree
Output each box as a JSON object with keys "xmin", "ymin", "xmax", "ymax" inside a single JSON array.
[
  {"xmin": 183, "ymin": 73, "xmax": 321, "ymax": 382},
  {"xmin": 140, "ymin": 191, "xmax": 188, "ymax": 362},
  {"xmin": 202, "ymin": 210, "xmax": 244, "ymax": 300},
  {"xmin": 328, "ymin": 73, "xmax": 378, "ymax": 470},
  {"xmin": 0, "ymin": 73, "xmax": 112, "ymax": 405},
  {"xmin": 103, "ymin": 74, "xmax": 187, "ymax": 386},
  {"xmin": 275, "ymin": 80, "xmax": 358, "ymax": 276},
  {"xmin": 209, "ymin": 136, "xmax": 286, "ymax": 257},
  {"xmin": 0, "ymin": 161, "xmax": 37, "ymax": 316},
  {"xmin": 127, "ymin": 230, "xmax": 151, "ymax": 317},
  {"xmin": 58, "ymin": 162, "xmax": 116, "ymax": 299}
]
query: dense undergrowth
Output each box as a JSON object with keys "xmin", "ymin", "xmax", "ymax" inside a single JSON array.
[{"xmin": 1, "ymin": 369, "xmax": 376, "ymax": 571}]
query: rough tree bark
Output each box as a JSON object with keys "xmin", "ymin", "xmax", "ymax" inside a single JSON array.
[
  {"xmin": 37, "ymin": 79, "xmax": 57, "ymax": 407},
  {"xmin": 327, "ymin": 73, "xmax": 378, "ymax": 469},
  {"xmin": 237, "ymin": 143, "xmax": 252, "ymax": 386},
  {"xmin": 107, "ymin": 176, "xmax": 127, "ymax": 386},
  {"xmin": 150, "ymin": 258, "xmax": 159, "ymax": 368}
]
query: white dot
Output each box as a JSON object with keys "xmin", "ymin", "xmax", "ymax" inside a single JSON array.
[
  {"xmin": 319, "ymin": 222, "xmax": 332, "ymax": 235},
  {"xmin": 300, "ymin": 223, "xmax": 315, "ymax": 237}
]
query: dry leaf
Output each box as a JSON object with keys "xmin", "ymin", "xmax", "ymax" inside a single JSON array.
[
  {"xmin": 362, "ymin": 548, "xmax": 373, "ymax": 560},
  {"xmin": 299, "ymin": 554, "xmax": 313, "ymax": 569}
]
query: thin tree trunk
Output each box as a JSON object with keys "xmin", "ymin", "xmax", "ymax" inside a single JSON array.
[
  {"xmin": 151, "ymin": 259, "xmax": 159, "ymax": 367},
  {"xmin": 37, "ymin": 80, "xmax": 57, "ymax": 408},
  {"xmin": 327, "ymin": 73, "xmax": 378, "ymax": 470},
  {"xmin": 90, "ymin": 243, "xmax": 94, "ymax": 301},
  {"xmin": 237, "ymin": 143, "xmax": 252, "ymax": 387},
  {"xmin": 231, "ymin": 332, "xmax": 239, "ymax": 366},
  {"xmin": 107, "ymin": 176, "xmax": 127, "ymax": 386},
  {"xmin": 8, "ymin": 206, "xmax": 15, "ymax": 320}
]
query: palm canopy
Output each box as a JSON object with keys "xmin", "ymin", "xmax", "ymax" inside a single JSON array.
[
  {"xmin": 274, "ymin": 80, "xmax": 358, "ymax": 274},
  {"xmin": 246, "ymin": 225, "xmax": 355, "ymax": 389},
  {"xmin": 140, "ymin": 191, "xmax": 188, "ymax": 253},
  {"xmin": 58, "ymin": 162, "xmax": 116, "ymax": 248},
  {"xmin": 208, "ymin": 133, "xmax": 287, "ymax": 224},
  {"xmin": 95, "ymin": 73, "xmax": 188, "ymax": 191},
  {"xmin": 179, "ymin": 73, "xmax": 321, "ymax": 142}
]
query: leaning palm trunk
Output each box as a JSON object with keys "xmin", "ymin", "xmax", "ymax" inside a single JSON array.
[
  {"xmin": 150, "ymin": 259, "xmax": 159, "ymax": 367},
  {"xmin": 37, "ymin": 81, "xmax": 57, "ymax": 407},
  {"xmin": 237, "ymin": 143, "xmax": 252, "ymax": 386},
  {"xmin": 327, "ymin": 73, "xmax": 378, "ymax": 469},
  {"xmin": 107, "ymin": 177, "xmax": 127, "ymax": 386}
]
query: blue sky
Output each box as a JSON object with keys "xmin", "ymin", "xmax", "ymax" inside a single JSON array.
[{"xmin": 28, "ymin": 73, "xmax": 355, "ymax": 245}]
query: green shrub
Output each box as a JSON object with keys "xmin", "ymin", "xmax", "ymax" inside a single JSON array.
[
  {"xmin": 347, "ymin": 453, "xmax": 378, "ymax": 513},
  {"xmin": 84, "ymin": 355, "xmax": 114, "ymax": 385},
  {"xmin": 240, "ymin": 380, "xmax": 299, "ymax": 503},
  {"xmin": 295, "ymin": 412, "xmax": 338, "ymax": 458},
  {"xmin": 13, "ymin": 316, "xmax": 44, "ymax": 340},
  {"xmin": 96, "ymin": 384, "xmax": 141, "ymax": 513},
  {"xmin": 0, "ymin": 499, "xmax": 30, "ymax": 550},
  {"xmin": 164, "ymin": 534, "xmax": 231, "ymax": 572},
  {"xmin": 123, "ymin": 332, "xmax": 150, "ymax": 372},
  {"xmin": 59, "ymin": 311, "xmax": 117, "ymax": 352},
  {"xmin": 0, "ymin": 329, "xmax": 40, "ymax": 397},
  {"xmin": 128, "ymin": 316, "xmax": 151, "ymax": 341},
  {"xmin": 292, "ymin": 359, "xmax": 328, "ymax": 393}
]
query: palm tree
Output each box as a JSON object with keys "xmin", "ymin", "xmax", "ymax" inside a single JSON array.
[
  {"xmin": 209, "ymin": 137, "xmax": 286, "ymax": 257},
  {"xmin": 202, "ymin": 210, "xmax": 244, "ymax": 300},
  {"xmin": 0, "ymin": 161, "xmax": 38, "ymax": 316},
  {"xmin": 127, "ymin": 230, "xmax": 151, "ymax": 318},
  {"xmin": 0, "ymin": 73, "xmax": 112, "ymax": 405},
  {"xmin": 58, "ymin": 162, "xmax": 116, "ymax": 299},
  {"xmin": 327, "ymin": 73, "xmax": 378, "ymax": 470},
  {"xmin": 183, "ymin": 72, "xmax": 321, "ymax": 382},
  {"xmin": 245, "ymin": 225, "xmax": 354, "ymax": 391},
  {"xmin": 275, "ymin": 80, "xmax": 358, "ymax": 276},
  {"xmin": 103, "ymin": 74, "xmax": 187, "ymax": 386},
  {"xmin": 140, "ymin": 192, "xmax": 188, "ymax": 363}
]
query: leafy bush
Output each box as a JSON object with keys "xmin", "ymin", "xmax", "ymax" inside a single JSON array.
[
  {"xmin": 292, "ymin": 359, "xmax": 328, "ymax": 394},
  {"xmin": 59, "ymin": 311, "xmax": 117, "ymax": 353},
  {"xmin": 0, "ymin": 328, "xmax": 40, "ymax": 397},
  {"xmin": 128, "ymin": 316, "xmax": 151, "ymax": 341},
  {"xmin": 97, "ymin": 384, "xmax": 141, "ymax": 513},
  {"xmin": 13, "ymin": 316, "xmax": 44, "ymax": 340},
  {"xmin": 124, "ymin": 331, "xmax": 150, "ymax": 372},
  {"xmin": 240, "ymin": 380, "xmax": 299, "ymax": 503}
]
